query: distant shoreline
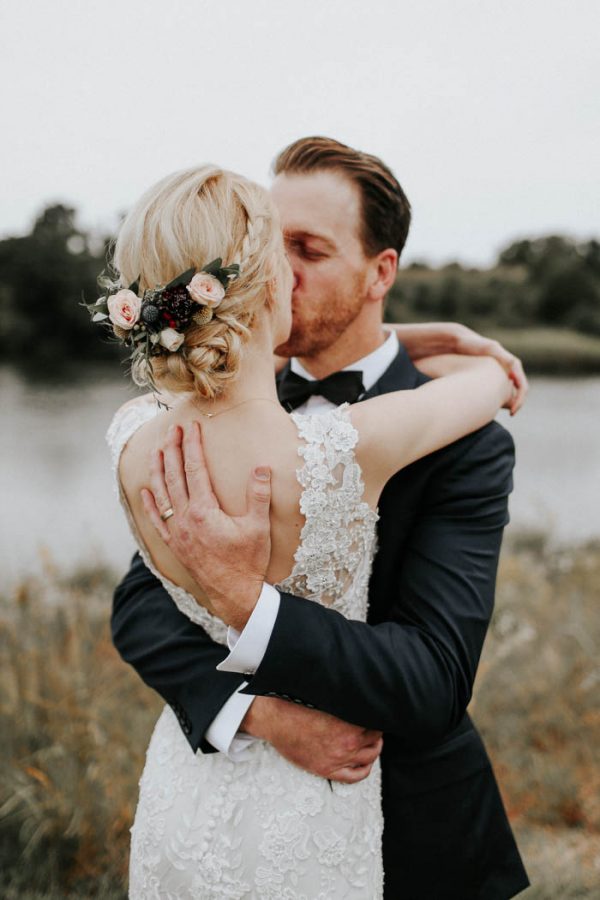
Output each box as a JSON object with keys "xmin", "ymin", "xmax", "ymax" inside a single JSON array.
[
  {"xmin": 8, "ymin": 326, "xmax": 600, "ymax": 382},
  {"xmin": 481, "ymin": 327, "xmax": 600, "ymax": 375}
]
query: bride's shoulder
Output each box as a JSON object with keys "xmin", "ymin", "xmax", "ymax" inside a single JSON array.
[
  {"xmin": 106, "ymin": 392, "xmax": 159, "ymax": 466},
  {"xmin": 292, "ymin": 403, "xmax": 355, "ymax": 439}
]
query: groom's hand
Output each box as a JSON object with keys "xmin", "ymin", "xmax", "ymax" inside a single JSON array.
[
  {"xmin": 142, "ymin": 422, "xmax": 271, "ymax": 629},
  {"xmin": 242, "ymin": 696, "xmax": 383, "ymax": 784}
]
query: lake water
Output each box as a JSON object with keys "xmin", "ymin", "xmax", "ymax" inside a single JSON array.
[{"xmin": 2, "ymin": 368, "xmax": 599, "ymax": 585}]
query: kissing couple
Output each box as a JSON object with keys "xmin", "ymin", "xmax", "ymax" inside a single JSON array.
[{"xmin": 104, "ymin": 136, "xmax": 530, "ymax": 898}]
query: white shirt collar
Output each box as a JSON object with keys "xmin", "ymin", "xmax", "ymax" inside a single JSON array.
[{"xmin": 290, "ymin": 329, "xmax": 399, "ymax": 393}]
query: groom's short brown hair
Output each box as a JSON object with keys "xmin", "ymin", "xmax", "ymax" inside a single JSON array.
[{"xmin": 272, "ymin": 136, "xmax": 411, "ymax": 260}]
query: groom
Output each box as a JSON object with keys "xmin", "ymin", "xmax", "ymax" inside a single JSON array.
[{"xmin": 113, "ymin": 137, "xmax": 530, "ymax": 898}]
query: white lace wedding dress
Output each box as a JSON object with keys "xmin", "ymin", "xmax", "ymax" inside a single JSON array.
[{"xmin": 107, "ymin": 396, "xmax": 384, "ymax": 899}]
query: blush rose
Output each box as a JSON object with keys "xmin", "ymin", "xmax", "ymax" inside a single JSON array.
[
  {"xmin": 187, "ymin": 273, "xmax": 226, "ymax": 308},
  {"xmin": 107, "ymin": 289, "xmax": 141, "ymax": 330}
]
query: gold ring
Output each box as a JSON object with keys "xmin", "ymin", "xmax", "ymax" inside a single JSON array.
[{"xmin": 160, "ymin": 508, "xmax": 175, "ymax": 522}]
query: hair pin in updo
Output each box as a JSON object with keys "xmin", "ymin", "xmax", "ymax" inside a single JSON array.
[{"xmin": 85, "ymin": 258, "xmax": 240, "ymax": 391}]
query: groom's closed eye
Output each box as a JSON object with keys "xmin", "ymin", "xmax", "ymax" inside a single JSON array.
[
  {"xmin": 284, "ymin": 230, "xmax": 336, "ymax": 260},
  {"xmin": 286, "ymin": 238, "xmax": 329, "ymax": 261},
  {"xmin": 303, "ymin": 249, "xmax": 328, "ymax": 261}
]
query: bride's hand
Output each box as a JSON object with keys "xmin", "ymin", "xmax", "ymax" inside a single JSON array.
[{"xmin": 388, "ymin": 322, "xmax": 528, "ymax": 415}]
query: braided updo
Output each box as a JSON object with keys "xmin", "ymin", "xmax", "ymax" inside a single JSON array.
[{"xmin": 112, "ymin": 166, "xmax": 284, "ymax": 398}]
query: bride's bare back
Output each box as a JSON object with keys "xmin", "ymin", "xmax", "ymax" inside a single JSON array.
[{"xmin": 119, "ymin": 395, "xmax": 324, "ymax": 605}]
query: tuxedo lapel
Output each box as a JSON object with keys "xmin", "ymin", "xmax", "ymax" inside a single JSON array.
[{"xmin": 362, "ymin": 341, "xmax": 425, "ymax": 399}]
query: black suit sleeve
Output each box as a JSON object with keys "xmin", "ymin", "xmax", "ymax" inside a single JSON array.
[
  {"xmin": 241, "ymin": 423, "xmax": 515, "ymax": 748},
  {"xmin": 111, "ymin": 553, "xmax": 246, "ymax": 753}
]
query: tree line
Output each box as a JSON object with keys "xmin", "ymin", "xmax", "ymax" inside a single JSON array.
[
  {"xmin": 1, "ymin": 204, "xmax": 599, "ymax": 376},
  {"xmin": 386, "ymin": 236, "xmax": 600, "ymax": 335}
]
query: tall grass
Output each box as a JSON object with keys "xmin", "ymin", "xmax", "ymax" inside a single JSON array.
[
  {"xmin": 473, "ymin": 533, "xmax": 600, "ymax": 897},
  {"xmin": 0, "ymin": 565, "xmax": 160, "ymax": 897},
  {"xmin": 1, "ymin": 539, "xmax": 599, "ymax": 897}
]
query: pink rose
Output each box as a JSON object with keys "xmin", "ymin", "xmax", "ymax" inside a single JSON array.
[
  {"xmin": 107, "ymin": 289, "xmax": 141, "ymax": 330},
  {"xmin": 186, "ymin": 273, "xmax": 226, "ymax": 308},
  {"xmin": 159, "ymin": 328, "xmax": 185, "ymax": 352}
]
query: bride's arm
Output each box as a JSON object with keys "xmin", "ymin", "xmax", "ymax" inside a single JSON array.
[
  {"xmin": 275, "ymin": 322, "xmax": 528, "ymax": 412},
  {"xmin": 388, "ymin": 322, "xmax": 527, "ymax": 414},
  {"xmin": 352, "ymin": 355, "xmax": 512, "ymax": 492},
  {"xmin": 385, "ymin": 322, "xmax": 504, "ymax": 360}
]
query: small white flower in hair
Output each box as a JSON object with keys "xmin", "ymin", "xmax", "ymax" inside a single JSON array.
[
  {"xmin": 187, "ymin": 273, "xmax": 226, "ymax": 309},
  {"xmin": 159, "ymin": 328, "xmax": 185, "ymax": 352}
]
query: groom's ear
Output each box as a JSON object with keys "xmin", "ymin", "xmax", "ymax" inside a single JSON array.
[{"xmin": 365, "ymin": 248, "xmax": 398, "ymax": 304}]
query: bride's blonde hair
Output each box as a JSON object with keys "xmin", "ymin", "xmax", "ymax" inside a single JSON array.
[{"xmin": 112, "ymin": 165, "xmax": 283, "ymax": 398}]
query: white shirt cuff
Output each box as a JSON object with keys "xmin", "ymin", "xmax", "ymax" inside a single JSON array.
[
  {"xmin": 204, "ymin": 683, "xmax": 257, "ymax": 760},
  {"xmin": 216, "ymin": 583, "xmax": 280, "ymax": 675}
]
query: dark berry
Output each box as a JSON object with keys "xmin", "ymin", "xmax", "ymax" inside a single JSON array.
[{"xmin": 162, "ymin": 286, "xmax": 195, "ymax": 327}]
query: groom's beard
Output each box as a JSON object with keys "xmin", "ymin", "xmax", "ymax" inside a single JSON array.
[{"xmin": 275, "ymin": 273, "xmax": 367, "ymax": 359}]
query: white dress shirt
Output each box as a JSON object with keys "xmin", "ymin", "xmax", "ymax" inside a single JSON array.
[{"xmin": 205, "ymin": 331, "xmax": 400, "ymax": 758}]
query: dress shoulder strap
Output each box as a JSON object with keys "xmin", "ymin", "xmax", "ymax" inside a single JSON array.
[
  {"xmin": 106, "ymin": 394, "xmax": 158, "ymax": 473},
  {"xmin": 292, "ymin": 401, "xmax": 358, "ymax": 457},
  {"xmin": 278, "ymin": 403, "xmax": 378, "ymax": 605}
]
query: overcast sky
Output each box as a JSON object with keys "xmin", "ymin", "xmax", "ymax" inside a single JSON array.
[{"xmin": 1, "ymin": 0, "xmax": 597, "ymax": 265}]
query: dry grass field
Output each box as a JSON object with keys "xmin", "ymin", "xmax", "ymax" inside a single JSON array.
[
  {"xmin": 1, "ymin": 536, "xmax": 598, "ymax": 898},
  {"xmin": 474, "ymin": 533, "xmax": 600, "ymax": 897}
]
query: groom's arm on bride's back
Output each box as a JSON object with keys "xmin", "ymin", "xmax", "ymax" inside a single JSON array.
[
  {"xmin": 112, "ymin": 553, "xmax": 247, "ymax": 752},
  {"xmin": 241, "ymin": 421, "xmax": 515, "ymax": 745},
  {"xmin": 112, "ymin": 556, "xmax": 377, "ymax": 778}
]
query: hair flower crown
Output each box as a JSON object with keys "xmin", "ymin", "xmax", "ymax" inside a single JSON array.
[{"xmin": 85, "ymin": 258, "xmax": 240, "ymax": 385}]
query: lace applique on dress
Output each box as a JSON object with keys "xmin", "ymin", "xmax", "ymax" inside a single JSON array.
[{"xmin": 276, "ymin": 403, "xmax": 379, "ymax": 621}]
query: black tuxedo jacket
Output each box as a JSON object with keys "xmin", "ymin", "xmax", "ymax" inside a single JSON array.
[{"xmin": 112, "ymin": 344, "xmax": 529, "ymax": 899}]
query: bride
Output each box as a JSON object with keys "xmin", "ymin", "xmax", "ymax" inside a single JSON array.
[{"xmin": 101, "ymin": 165, "xmax": 515, "ymax": 898}]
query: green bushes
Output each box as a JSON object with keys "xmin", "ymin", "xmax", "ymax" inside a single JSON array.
[
  {"xmin": 387, "ymin": 236, "xmax": 600, "ymax": 338},
  {"xmin": 0, "ymin": 206, "xmax": 124, "ymax": 376}
]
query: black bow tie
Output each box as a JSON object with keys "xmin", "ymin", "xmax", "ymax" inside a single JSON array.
[{"xmin": 278, "ymin": 369, "xmax": 366, "ymax": 411}]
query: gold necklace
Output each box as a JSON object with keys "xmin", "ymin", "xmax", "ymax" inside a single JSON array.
[{"xmin": 194, "ymin": 397, "xmax": 281, "ymax": 419}]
